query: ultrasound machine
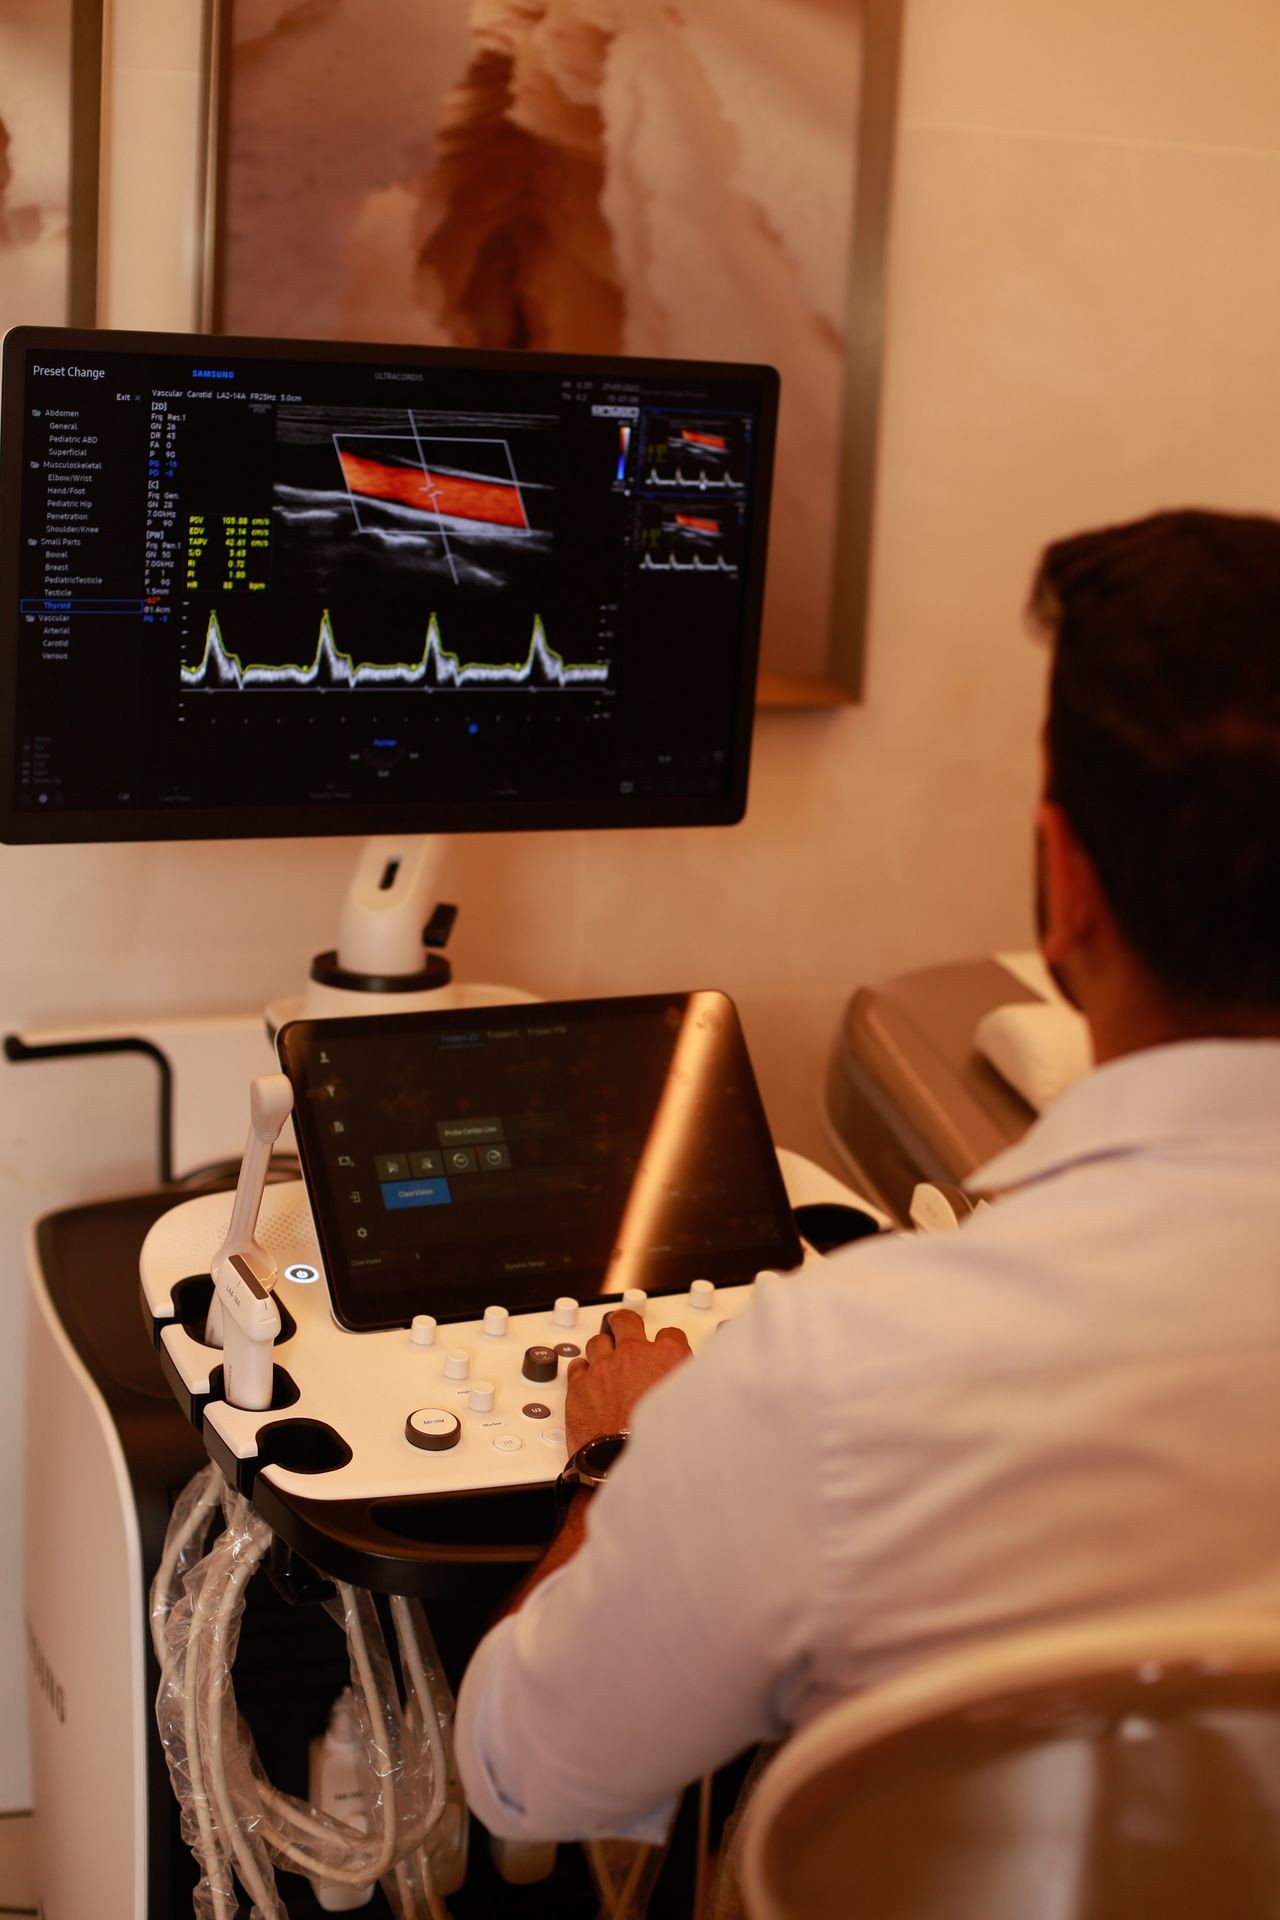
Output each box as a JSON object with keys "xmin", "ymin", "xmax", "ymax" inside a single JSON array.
[{"xmin": 1, "ymin": 327, "xmax": 882, "ymax": 1918}]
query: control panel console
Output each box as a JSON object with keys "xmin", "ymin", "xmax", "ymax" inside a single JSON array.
[{"xmin": 140, "ymin": 1153, "xmax": 882, "ymax": 1507}]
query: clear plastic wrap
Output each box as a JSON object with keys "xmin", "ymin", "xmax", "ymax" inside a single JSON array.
[{"xmin": 153, "ymin": 1469, "xmax": 461, "ymax": 1920}]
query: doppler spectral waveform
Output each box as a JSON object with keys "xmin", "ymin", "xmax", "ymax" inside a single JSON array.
[
  {"xmin": 180, "ymin": 609, "xmax": 610, "ymax": 690},
  {"xmin": 640, "ymin": 550, "xmax": 739, "ymax": 575}
]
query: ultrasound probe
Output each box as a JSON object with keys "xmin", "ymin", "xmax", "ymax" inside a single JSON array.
[{"xmin": 206, "ymin": 1073, "xmax": 294, "ymax": 1410}]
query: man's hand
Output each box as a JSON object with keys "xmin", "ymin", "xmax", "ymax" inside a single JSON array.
[
  {"xmin": 502, "ymin": 1310, "xmax": 694, "ymax": 1609},
  {"xmin": 565, "ymin": 1308, "xmax": 692, "ymax": 1456}
]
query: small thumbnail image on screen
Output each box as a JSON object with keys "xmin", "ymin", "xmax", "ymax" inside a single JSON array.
[
  {"xmin": 634, "ymin": 499, "xmax": 744, "ymax": 578},
  {"xmin": 638, "ymin": 415, "xmax": 751, "ymax": 493}
]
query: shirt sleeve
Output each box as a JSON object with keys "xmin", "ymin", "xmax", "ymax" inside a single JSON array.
[{"xmin": 454, "ymin": 1282, "xmax": 826, "ymax": 1841}]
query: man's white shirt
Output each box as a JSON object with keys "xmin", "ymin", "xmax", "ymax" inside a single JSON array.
[{"xmin": 455, "ymin": 1040, "xmax": 1280, "ymax": 1841}]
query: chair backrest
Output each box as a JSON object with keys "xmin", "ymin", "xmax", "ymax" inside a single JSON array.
[{"xmin": 738, "ymin": 1613, "xmax": 1280, "ymax": 1920}]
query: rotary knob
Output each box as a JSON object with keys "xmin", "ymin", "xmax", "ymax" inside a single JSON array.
[
  {"xmin": 405, "ymin": 1407, "xmax": 460, "ymax": 1452},
  {"xmin": 690, "ymin": 1279, "xmax": 715, "ymax": 1311},
  {"xmin": 553, "ymin": 1296, "xmax": 579, "ymax": 1328},
  {"xmin": 522, "ymin": 1344, "xmax": 557, "ymax": 1384},
  {"xmin": 483, "ymin": 1305, "xmax": 509, "ymax": 1339},
  {"xmin": 410, "ymin": 1314, "xmax": 437, "ymax": 1347},
  {"xmin": 622, "ymin": 1288, "xmax": 647, "ymax": 1313},
  {"xmin": 469, "ymin": 1380, "xmax": 496, "ymax": 1414},
  {"xmin": 443, "ymin": 1348, "xmax": 470, "ymax": 1381}
]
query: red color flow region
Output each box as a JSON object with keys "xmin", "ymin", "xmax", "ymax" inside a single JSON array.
[{"xmin": 338, "ymin": 450, "xmax": 528, "ymax": 529}]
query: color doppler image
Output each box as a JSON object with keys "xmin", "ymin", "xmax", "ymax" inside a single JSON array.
[{"xmin": 271, "ymin": 402, "xmax": 557, "ymax": 598}]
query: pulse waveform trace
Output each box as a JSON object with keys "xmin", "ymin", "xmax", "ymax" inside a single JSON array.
[
  {"xmin": 180, "ymin": 610, "xmax": 610, "ymax": 691},
  {"xmin": 645, "ymin": 465, "xmax": 743, "ymax": 492},
  {"xmin": 640, "ymin": 551, "xmax": 739, "ymax": 575}
]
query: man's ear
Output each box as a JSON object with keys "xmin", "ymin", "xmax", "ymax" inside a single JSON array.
[{"xmin": 1036, "ymin": 799, "xmax": 1105, "ymax": 969}]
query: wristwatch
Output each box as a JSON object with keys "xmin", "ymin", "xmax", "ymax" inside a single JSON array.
[{"xmin": 555, "ymin": 1431, "xmax": 629, "ymax": 1520}]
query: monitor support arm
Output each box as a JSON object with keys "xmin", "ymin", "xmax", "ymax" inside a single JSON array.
[
  {"xmin": 336, "ymin": 836, "xmax": 443, "ymax": 979},
  {"xmin": 205, "ymin": 1073, "xmax": 294, "ymax": 1410},
  {"xmin": 264, "ymin": 834, "xmax": 531, "ymax": 1034},
  {"xmin": 302, "ymin": 836, "xmax": 457, "ymax": 1016}
]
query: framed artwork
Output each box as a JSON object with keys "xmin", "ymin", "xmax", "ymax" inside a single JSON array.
[
  {"xmin": 0, "ymin": 0, "xmax": 101, "ymax": 333},
  {"xmin": 206, "ymin": 0, "xmax": 904, "ymax": 703}
]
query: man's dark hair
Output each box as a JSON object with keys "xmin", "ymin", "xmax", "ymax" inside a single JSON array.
[{"xmin": 1028, "ymin": 507, "xmax": 1280, "ymax": 1008}]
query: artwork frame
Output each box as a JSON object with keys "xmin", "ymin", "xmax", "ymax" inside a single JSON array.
[
  {"xmin": 199, "ymin": 0, "xmax": 905, "ymax": 707},
  {"xmin": 67, "ymin": 0, "xmax": 104, "ymax": 326},
  {"xmin": 769, "ymin": 0, "xmax": 906, "ymax": 708},
  {"xmin": 0, "ymin": 0, "xmax": 103, "ymax": 331}
]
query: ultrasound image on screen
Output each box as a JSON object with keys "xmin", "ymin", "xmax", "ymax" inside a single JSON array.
[
  {"xmin": 272, "ymin": 405, "xmax": 555, "ymax": 597},
  {"xmin": 1, "ymin": 329, "xmax": 777, "ymax": 841}
]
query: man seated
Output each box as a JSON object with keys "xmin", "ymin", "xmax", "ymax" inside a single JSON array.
[{"xmin": 454, "ymin": 508, "xmax": 1280, "ymax": 1843}]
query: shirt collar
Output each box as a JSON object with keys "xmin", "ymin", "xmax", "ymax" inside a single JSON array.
[{"xmin": 968, "ymin": 1038, "xmax": 1280, "ymax": 1195}]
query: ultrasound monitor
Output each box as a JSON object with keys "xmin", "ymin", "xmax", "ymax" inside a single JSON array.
[{"xmin": 0, "ymin": 327, "xmax": 778, "ymax": 844}]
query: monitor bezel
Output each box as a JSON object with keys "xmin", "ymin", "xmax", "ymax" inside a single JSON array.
[{"xmin": 1, "ymin": 325, "xmax": 778, "ymax": 845}]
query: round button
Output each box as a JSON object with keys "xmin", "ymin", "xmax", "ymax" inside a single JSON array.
[
  {"xmin": 554, "ymin": 1342, "xmax": 581, "ymax": 1360},
  {"xmin": 469, "ymin": 1380, "xmax": 496, "ymax": 1414},
  {"xmin": 492, "ymin": 1434, "xmax": 523, "ymax": 1453},
  {"xmin": 284, "ymin": 1263, "xmax": 318, "ymax": 1284},
  {"xmin": 541, "ymin": 1426, "xmax": 567, "ymax": 1450},
  {"xmin": 522, "ymin": 1402, "xmax": 552, "ymax": 1420},
  {"xmin": 622, "ymin": 1288, "xmax": 648, "ymax": 1312},
  {"xmin": 443, "ymin": 1348, "xmax": 470, "ymax": 1381},
  {"xmin": 690, "ymin": 1279, "xmax": 715, "ymax": 1311},
  {"xmin": 522, "ymin": 1344, "xmax": 557, "ymax": 1383},
  {"xmin": 553, "ymin": 1296, "xmax": 579, "ymax": 1328},
  {"xmin": 405, "ymin": 1407, "xmax": 460, "ymax": 1452},
  {"xmin": 483, "ymin": 1305, "xmax": 509, "ymax": 1339},
  {"xmin": 410, "ymin": 1314, "xmax": 437, "ymax": 1347}
]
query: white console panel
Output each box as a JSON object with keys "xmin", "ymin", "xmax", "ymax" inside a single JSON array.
[{"xmin": 140, "ymin": 1148, "xmax": 882, "ymax": 1507}]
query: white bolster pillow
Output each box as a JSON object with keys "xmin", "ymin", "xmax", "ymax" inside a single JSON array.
[{"xmin": 975, "ymin": 1000, "xmax": 1093, "ymax": 1113}]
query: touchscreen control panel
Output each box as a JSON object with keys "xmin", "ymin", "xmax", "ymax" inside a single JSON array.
[{"xmin": 279, "ymin": 991, "xmax": 802, "ymax": 1331}]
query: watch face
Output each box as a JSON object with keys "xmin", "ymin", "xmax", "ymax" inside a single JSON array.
[{"xmin": 577, "ymin": 1433, "xmax": 629, "ymax": 1480}]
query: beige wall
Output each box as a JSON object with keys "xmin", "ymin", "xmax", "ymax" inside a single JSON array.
[
  {"xmin": 8, "ymin": 0, "xmax": 1280, "ymax": 1154},
  {"xmin": 1, "ymin": 0, "xmax": 1279, "ymax": 1802}
]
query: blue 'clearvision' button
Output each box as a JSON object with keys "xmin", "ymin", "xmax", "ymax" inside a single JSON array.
[{"xmin": 381, "ymin": 1177, "xmax": 452, "ymax": 1210}]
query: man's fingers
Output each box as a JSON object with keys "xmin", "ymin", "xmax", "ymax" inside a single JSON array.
[
  {"xmin": 603, "ymin": 1308, "xmax": 646, "ymax": 1344},
  {"xmin": 654, "ymin": 1325, "xmax": 693, "ymax": 1357},
  {"xmin": 585, "ymin": 1311, "xmax": 687, "ymax": 1366},
  {"xmin": 566, "ymin": 1356, "xmax": 589, "ymax": 1386}
]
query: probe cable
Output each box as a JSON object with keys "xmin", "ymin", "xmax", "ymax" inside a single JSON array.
[{"xmin": 154, "ymin": 1467, "xmax": 452, "ymax": 1918}]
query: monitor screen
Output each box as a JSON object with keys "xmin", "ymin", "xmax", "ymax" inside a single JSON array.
[
  {"xmin": 278, "ymin": 990, "xmax": 802, "ymax": 1331},
  {"xmin": 0, "ymin": 327, "xmax": 778, "ymax": 843}
]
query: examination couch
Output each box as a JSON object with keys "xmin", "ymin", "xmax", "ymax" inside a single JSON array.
[{"xmin": 823, "ymin": 952, "xmax": 1092, "ymax": 1225}]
